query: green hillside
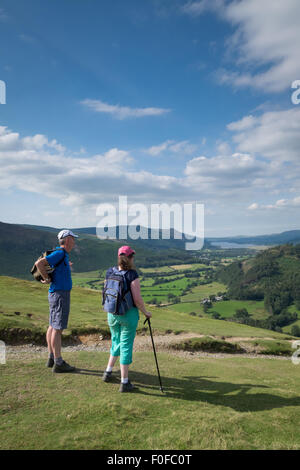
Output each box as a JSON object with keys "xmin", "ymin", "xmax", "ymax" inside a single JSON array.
[
  {"xmin": 215, "ymin": 243, "xmax": 300, "ymax": 333},
  {"xmin": 0, "ymin": 276, "xmax": 294, "ymax": 344},
  {"xmin": 0, "ymin": 221, "xmax": 199, "ymax": 280}
]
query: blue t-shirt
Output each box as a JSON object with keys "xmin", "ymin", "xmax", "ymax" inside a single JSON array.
[{"xmin": 45, "ymin": 247, "xmax": 72, "ymax": 292}]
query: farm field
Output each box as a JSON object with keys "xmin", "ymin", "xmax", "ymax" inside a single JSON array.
[
  {"xmin": 7, "ymin": 248, "xmax": 298, "ymax": 339},
  {"xmin": 180, "ymin": 282, "xmax": 227, "ymax": 302},
  {"xmin": 0, "ymin": 276, "xmax": 292, "ymax": 341},
  {"xmin": 167, "ymin": 263, "xmax": 209, "ymax": 270},
  {"xmin": 72, "ymin": 270, "xmax": 104, "ymax": 290},
  {"xmin": 205, "ymin": 300, "xmax": 267, "ymax": 319},
  {"xmin": 165, "ymin": 299, "xmax": 267, "ymax": 320}
]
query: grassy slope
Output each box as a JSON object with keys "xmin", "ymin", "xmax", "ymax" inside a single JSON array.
[
  {"xmin": 1, "ymin": 351, "xmax": 300, "ymax": 449},
  {"xmin": 0, "ymin": 221, "xmax": 200, "ymax": 279},
  {"xmin": 216, "ymin": 246, "xmax": 300, "ymax": 332},
  {"xmin": 0, "ymin": 276, "xmax": 292, "ymax": 341},
  {"xmin": 168, "ymin": 299, "xmax": 266, "ymax": 318}
]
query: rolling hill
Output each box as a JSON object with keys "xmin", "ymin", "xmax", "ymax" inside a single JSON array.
[
  {"xmin": 215, "ymin": 243, "xmax": 300, "ymax": 332},
  {"xmin": 0, "ymin": 221, "xmax": 201, "ymax": 279}
]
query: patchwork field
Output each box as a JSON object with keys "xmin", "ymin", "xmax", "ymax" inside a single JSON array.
[{"xmin": 0, "ymin": 276, "xmax": 294, "ymax": 343}]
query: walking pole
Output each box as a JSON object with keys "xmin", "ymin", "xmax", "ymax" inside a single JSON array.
[{"xmin": 144, "ymin": 317, "xmax": 164, "ymax": 394}]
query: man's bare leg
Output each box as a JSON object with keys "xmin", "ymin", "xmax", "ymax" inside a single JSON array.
[
  {"xmin": 51, "ymin": 328, "xmax": 63, "ymax": 360},
  {"xmin": 50, "ymin": 328, "xmax": 75, "ymax": 372},
  {"xmin": 46, "ymin": 326, "xmax": 54, "ymax": 355}
]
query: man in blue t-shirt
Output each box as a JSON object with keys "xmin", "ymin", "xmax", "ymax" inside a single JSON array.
[{"xmin": 35, "ymin": 229, "xmax": 78, "ymax": 373}]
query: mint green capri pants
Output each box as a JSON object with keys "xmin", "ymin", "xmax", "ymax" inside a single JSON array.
[{"xmin": 107, "ymin": 307, "xmax": 139, "ymax": 365}]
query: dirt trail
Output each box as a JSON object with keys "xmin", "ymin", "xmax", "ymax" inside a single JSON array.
[
  {"xmin": 77, "ymin": 331, "xmax": 294, "ymax": 350},
  {"xmin": 5, "ymin": 332, "xmax": 293, "ymax": 361}
]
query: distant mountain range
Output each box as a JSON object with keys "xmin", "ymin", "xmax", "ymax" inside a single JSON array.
[
  {"xmin": 1, "ymin": 221, "xmax": 299, "ymax": 280},
  {"xmin": 0, "ymin": 221, "xmax": 201, "ymax": 279},
  {"xmin": 208, "ymin": 230, "xmax": 300, "ymax": 246},
  {"xmin": 22, "ymin": 224, "xmax": 300, "ymax": 246}
]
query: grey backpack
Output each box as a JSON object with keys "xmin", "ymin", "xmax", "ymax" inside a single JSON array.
[{"xmin": 102, "ymin": 267, "xmax": 134, "ymax": 315}]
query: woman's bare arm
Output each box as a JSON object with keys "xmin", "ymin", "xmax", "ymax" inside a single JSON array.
[{"xmin": 130, "ymin": 279, "xmax": 152, "ymax": 318}]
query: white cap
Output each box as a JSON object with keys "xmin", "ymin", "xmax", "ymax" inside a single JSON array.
[{"xmin": 57, "ymin": 229, "xmax": 79, "ymax": 240}]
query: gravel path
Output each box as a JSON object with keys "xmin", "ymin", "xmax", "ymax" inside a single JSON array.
[{"xmin": 5, "ymin": 332, "xmax": 292, "ymax": 362}]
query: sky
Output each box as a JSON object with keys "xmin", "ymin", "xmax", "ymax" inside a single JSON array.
[{"xmin": 0, "ymin": 0, "xmax": 300, "ymax": 237}]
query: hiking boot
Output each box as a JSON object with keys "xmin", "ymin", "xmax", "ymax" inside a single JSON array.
[
  {"xmin": 102, "ymin": 371, "xmax": 113, "ymax": 382},
  {"xmin": 46, "ymin": 357, "xmax": 54, "ymax": 368},
  {"xmin": 119, "ymin": 380, "xmax": 134, "ymax": 393},
  {"xmin": 52, "ymin": 360, "xmax": 76, "ymax": 373}
]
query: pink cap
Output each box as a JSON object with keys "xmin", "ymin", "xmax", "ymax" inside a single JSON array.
[{"xmin": 118, "ymin": 245, "xmax": 136, "ymax": 257}]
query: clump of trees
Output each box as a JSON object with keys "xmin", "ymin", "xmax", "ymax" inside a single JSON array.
[
  {"xmin": 234, "ymin": 308, "xmax": 250, "ymax": 319},
  {"xmin": 215, "ymin": 243, "xmax": 300, "ymax": 323},
  {"xmin": 291, "ymin": 325, "xmax": 300, "ymax": 337},
  {"xmin": 231, "ymin": 309, "xmax": 298, "ymax": 332},
  {"xmin": 211, "ymin": 312, "xmax": 221, "ymax": 319}
]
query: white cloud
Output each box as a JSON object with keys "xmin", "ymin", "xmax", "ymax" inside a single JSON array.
[
  {"xmin": 216, "ymin": 140, "xmax": 232, "ymax": 156},
  {"xmin": 184, "ymin": 152, "xmax": 267, "ymax": 194},
  {"xmin": 221, "ymin": 0, "xmax": 300, "ymax": 92},
  {"xmin": 227, "ymin": 108, "xmax": 300, "ymax": 162},
  {"xmin": 145, "ymin": 139, "xmax": 197, "ymax": 156},
  {"xmin": 0, "ymin": 8, "xmax": 8, "ymax": 22},
  {"xmin": 0, "ymin": 127, "xmax": 264, "ymax": 215},
  {"xmin": 1, "ymin": 124, "xmax": 299, "ymax": 230},
  {"xmin": 168, "ymin": 140, "xmax": 197, "ymax": 155},
  {"xmin": 145, "ymin": 140, "xmax": 175, "ymax": 156},
  {"xmin": 227, "ymin": 115, "xmax": 256, "ymax": 132},
  {"xmin": 248, "ymin": 196, "xmax": 300, "ymax": 211},
  {"xmin": 81, "ymin": 99, "xmax": 171, "ymax": 120},
  {"xmin": 0, "ymin": 127, "xmax": 183, "ymax": 208},
  {"xmin": 181, "ymin": 0, "xmax": 225, "ymax": 16},
  {"xmin": 0, "ymin": 127, "xmax": 66, "ymax": 153},
  {"xmin": 19, "ymin": 34, "xmax": 35, "ymax": 43},
  {"xmin": 183, "ymin": 0, "xmax": 300, "ymax": 93},
  {"xmin": 248, "ymin": 203, "xmax": 258, "ymax": 211}
]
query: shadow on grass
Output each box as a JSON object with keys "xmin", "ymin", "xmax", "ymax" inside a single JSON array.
[
  {"xmin": 74, "ymin": 367, "xmax": 300, "ymax": 413},
  {"xmin": 74, "ymin": 368, "xmax": 102, "ymax": 376},
  {"xmin": 73, "ymin": 367, "xmax": 300, "ymax": 412},
  {"xmin": 74, "ymin": 367, "xmax": 122, "ymax": 383},
  {"xmin": 135, "ymin": 372, "xmax": 300, "ymax": 412}
]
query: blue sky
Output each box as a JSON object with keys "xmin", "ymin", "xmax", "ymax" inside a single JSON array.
[{"xmin": 0, "ymin": 0, "xmax": 299, "ymax": 237}]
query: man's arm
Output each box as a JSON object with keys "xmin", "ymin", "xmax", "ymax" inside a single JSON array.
[{"xmin": 35, "ymin": 258, "xmax": 51, "ymax": 284}]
